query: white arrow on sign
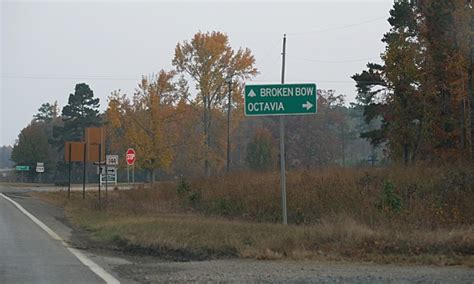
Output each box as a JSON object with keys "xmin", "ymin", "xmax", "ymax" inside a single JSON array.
[
  {"xmin": 248, "ymin": 89, "xmax": 257, "ymax": 97},
  {"xmin": 302, "ymin": 101, "xmax": 314, "ymax": 110}
]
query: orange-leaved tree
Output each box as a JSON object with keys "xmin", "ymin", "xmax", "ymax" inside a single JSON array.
[
  {"xmin": 173, "ymin": 31, "xmax": 258, "ymax": 176},
  {"xmin": 106, "ymin": 70, "xmax": 179, "ymax": 182}
]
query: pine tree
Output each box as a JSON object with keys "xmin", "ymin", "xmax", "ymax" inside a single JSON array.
[{"xmin": 53, "ymin": 83, "xmax": 101, "ymax": 144}]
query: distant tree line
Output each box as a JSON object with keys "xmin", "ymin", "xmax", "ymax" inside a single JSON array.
[{"xmin": 17, "ymin": 21, "xmax": 459, "ymax": 182}]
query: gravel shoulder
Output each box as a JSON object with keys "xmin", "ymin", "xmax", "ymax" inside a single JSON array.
[
  {"xmin": 2, "ymin": 186, "xmax": 473, "ymax": 283},
  {"xmin": 115, "ymin": 259, "xmax": 474, "ymax": 283}
]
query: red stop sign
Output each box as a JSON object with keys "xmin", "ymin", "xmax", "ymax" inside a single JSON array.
[{"xmin": 126, "ymin": 148, "xmax": 136, "ymax": 165}]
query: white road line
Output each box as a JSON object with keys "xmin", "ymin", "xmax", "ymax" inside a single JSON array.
[{"xmin": 0, "ymin": 193, "xmax": 120, "ymax": 284}]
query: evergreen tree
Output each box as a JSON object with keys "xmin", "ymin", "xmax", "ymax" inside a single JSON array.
[
  {"xmin": 51, "ymin": 83, "xmax": 101, "ymax": 181},
  {"xmin": 53, "ymin": 83, "xmax": 101, "ymax": 144},
  {"xmin": 352, "ymin": 0, "xmax": 472, "ymax": 163},
  {"xmin": 34, "ymin": 101, "xmax": 59, "ymax": 122},
  {"xmin": 246, "ymin": 129, "xmax": 275, "ymax": 171}
]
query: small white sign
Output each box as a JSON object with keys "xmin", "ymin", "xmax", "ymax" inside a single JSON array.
[
  {"xmin": 106, "ymin": 155, "xmax": 119, "ymax": 166},
  {"xmin": 98, "ymin": 166, "xmax": 116, "ymax": 175},
  {"xmin": 36, "ymin": 162, "xmax": 45, "ymax": 173},
  {"xmin": 100, "ymin": 167, "xmax": 117, "ymax": 185}
]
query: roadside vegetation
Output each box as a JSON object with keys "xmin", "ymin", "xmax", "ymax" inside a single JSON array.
[
  {"xmin": 36, "ymin": 165, "xmax": 474, "ymax": 266},
  {"xmin": 11, "ymin": 0, "xmax": 474, "ymax": 267}
]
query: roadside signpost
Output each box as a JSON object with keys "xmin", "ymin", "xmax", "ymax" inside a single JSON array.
[
  {"xmin": 63, "ymin": 127, "xmax": 106, "ymax": 200},
  {"xmin": 126, "ymin": 148, "xmax": 136, "ymax": 184},
  {"xmin": 16, "ymin": 165, "xmax": 30, "ymax": 171},
  {"xmin": 244, "ymin": 83, "xmax": 317, "ymax": 116},
  {"xmin": 106, "ymin": 155, "xmax": 119, "ymax": 166},
  {"xmin": 85, "ymin": 127, "xmax": 105, "ymax": 200},
  {"xmin": 126, "ymin": 149, "xmax": 136, "ymax": 165},
  {"xmin": 36, "ymin": 162, "xmax": 44, "ymax": 173},
  {"xmin": 65, "ymin": 141, "xmax": 86, "ymax": 199},
  {"xmin": 36, "ymin": 162, "xmax": 44, "ymax": 183},
  {"xmin": 105, "ymin": 154, "xmax": 118, "ymax": 194},
  {"xmin": 98, "ymin": 155, "xmax": 119, "ymax": 187},
  {"xmin": 100, "ymin": 167, "xmax": 117, "ymax": 185},
  {"xmin": 16, "ymin": 165, "xmax": 29, "ymax": 183},
  {"xmin": 244, "ymin": 35, "xmax": 317, "ymax": 225}
]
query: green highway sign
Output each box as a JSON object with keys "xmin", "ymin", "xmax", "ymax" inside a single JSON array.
[
  {"xmin": 15, "ymin": 165, "xmax": 30, "ymax": 171},
  {"xmin": 244, "ymin": 83, "xmax": 317, "ymax": 116}
]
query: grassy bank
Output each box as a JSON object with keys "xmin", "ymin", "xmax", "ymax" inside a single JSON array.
[{"xmin": 35, "ymin": 165, "xmax": 474, "ymax": 265}]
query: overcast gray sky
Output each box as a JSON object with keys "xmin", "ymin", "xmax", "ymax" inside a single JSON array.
[{"xmin": 1, "ymin": 0, "xmax": 393, "ymax": 146}]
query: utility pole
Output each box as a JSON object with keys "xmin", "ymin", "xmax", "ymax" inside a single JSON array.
[
  {"xmin": 469, "ymin": 1, "xmax": 474, "ymax": 160},
  {"xmin": 68, "ymin": 143, "xmax": 71, "ymax": 199},
  {"xmin": 226, "ymin": 75, "xmax": 232, "ymax": 173},
  {"xmin": 280, "ymin": 34, "xmax": 288, "ymax": 225}
]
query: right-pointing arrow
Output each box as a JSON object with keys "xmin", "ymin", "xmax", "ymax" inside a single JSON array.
[{"xmin": 302, "ymin": 101, "xmax": 313, "ymax": 110}]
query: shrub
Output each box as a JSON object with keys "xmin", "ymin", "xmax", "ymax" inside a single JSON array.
[
  {"xmin": 377, "ymin": 180, "xmax": 402, "ymax": 213},
  {"xmin": 246, "ymin": 128, "xmax": 276, "ymax": 171},
  {"xmin": 176, "ymin": 177, "xmax": 191, "ymax": 197}
]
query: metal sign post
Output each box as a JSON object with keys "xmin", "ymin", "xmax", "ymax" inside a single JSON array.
[
  {"xmin": 15, "ymin": 166, "xmax": 30, "ymax": 183},
  {"xmin": 68, "ymin": 143, "xmax": 72, "ymax": 199},
  {"xmin": 243, "ymin": 35, "xmax": 318, "ymax": 225},
  {"xmin": 126, "ymin": 148, "xmax": 136, "ymax": 185},
  {"xmin": 127, "ymin": 165, "xmax": 130, "ymax": 184},
  {"xmin": 98, "ymin": 143, "xmax": 101, "ymax": 201},
  {"xmin": 280, "ymin": 34, "xmax": 288, "ymax": 225},
  {"xmin": 105, "ymin": 154, "xmax": 119, "ymax": 191},
  {"xmin": 83, "ymin": 143, "xmax": 86, "ymax": 199},
  {"xmin": 36, "ymin": 162, "xmax": 44, "ymax": 183},
  {"xmin": 105, "ymin": 146, "xmax": 108, "ymax": 198},
  {"xmin": 65, "ymin": 141, "xmax": 86, "ymax": 199}
]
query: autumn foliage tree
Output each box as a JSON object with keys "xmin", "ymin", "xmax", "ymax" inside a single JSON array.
[
  {"xmin": 173, "ymin": 31, "xmax": 258, "ymax": 176},
  {"xmin": 418, "ymin": 0, "xmax": 472, "ymax": 160},
  {"xmin": 106, "ymin": 70, "xmax": 179, "ymax": 182},
  {"xmin": 11, "ymin": 121, "xmax": 55, "ymax": 181},
  {"xmin": 12, "ymin": 31, "xmax": 379, "ymax": 184}
]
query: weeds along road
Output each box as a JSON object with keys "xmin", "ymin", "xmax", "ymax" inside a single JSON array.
[{"xmin": 1, "ymin": 184, "xmax": 474, "ymax": 283}]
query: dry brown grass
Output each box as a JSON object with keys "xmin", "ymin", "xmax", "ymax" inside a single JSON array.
[
  {"xmin": 97, "ymin": 165, "xmax": 473, "ymax": 228},
  {"xmin": 33, "ymin": 165, "xmax": 474, "ymax": 265}
]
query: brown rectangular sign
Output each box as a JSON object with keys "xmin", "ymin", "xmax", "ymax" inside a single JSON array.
[
  {"xmin": 65, "ymin": 142, "xmax": 85, "ymax": 162},
  {"xmin": 87, "ymin": 144, "xmax": 105, "ymax": 162},
  {"xmin": 85, "ymin": 127, "xmax": 105, "ymax": 162}
]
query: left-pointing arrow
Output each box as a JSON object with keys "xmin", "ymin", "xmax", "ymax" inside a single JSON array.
[{"xmin": 302, "ymin": 101, "xmax": 313, "ymax": 110}]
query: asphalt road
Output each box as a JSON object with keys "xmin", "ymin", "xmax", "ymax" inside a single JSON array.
[{"xmin": 0, "ymin": 192, "xmax": 105, "ymax": 283}]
